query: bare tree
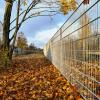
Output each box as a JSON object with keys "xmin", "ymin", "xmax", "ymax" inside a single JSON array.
[{"xmin": 2, "ymin": 0, "xmax": 77, "ymax": 67}]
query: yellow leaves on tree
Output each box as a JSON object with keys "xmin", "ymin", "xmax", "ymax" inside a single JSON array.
[
  {"xmin": 17, "ymin": 32, "xmax": 28, "ymax": 50},
  {"xmin": 83, "ymin": 0, "xmax": 90, "ymax": 5},
  {"xmin": 60, "ymin": 0, "xmax": 77, "ymax": 15}
]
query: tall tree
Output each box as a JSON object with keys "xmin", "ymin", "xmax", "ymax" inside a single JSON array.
[
  {"xmin": 2, "ymin": 0, "xmax": 14, "ymax": 67},
  {"xmin": 2, "ymin": 0, "xmax": 78, "ymax": 67}
]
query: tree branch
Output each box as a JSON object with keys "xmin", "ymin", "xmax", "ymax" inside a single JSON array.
[
  {"xmin": 10, "ymin": 0, "xmax": 39, "ymax": 40},
  {"xmin": 10, "ymin": 10, "xmax": 26, "ymax": 24},
  {"xmin": 10, "ymin": 0, "xmax": 40, "ymax": 25},
  {"xmin": 25, "ymin": 12, "xmax": 61, "ymax": 21},
  {"xmin": 10, "ymin": 6, "xmax": 59, "ymax": 25},
  {"xmin": 10, "ymin": 9, "xmax": 61, "ymax": 32},
  {"xmin": 16, "ymin": 1, "xmax": 39, "ymax": 30},
  {"xmin": 25, "ymin": 10, "xmax": 61, "ymax": 19},
  {"xmin": 10, "ymin": 0, "xmax": 20, "ymax": 43}
]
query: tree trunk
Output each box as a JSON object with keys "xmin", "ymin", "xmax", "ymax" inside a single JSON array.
[
  {"xmin": 3, "ymin": 0, "xmax": 13, "ymax": 67},
  {"xmin": 9, "ymin": 0, "xmax": 21, "ymax": 60}
]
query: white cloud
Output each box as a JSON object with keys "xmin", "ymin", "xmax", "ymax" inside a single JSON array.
[
  {"xmin": 33, "ymin": 27, "xmax": 58, "ymax": 48},
  {"xmin": 0, "ymin": 9, "xmax": 4, "ymax": 18},
  {"xmin": 34, "ymin": 28, "xmax": 57, "ymax": 42},
  {"xmin": 28, "ymin": 23, "xmax": 63, "ymax": 48}
]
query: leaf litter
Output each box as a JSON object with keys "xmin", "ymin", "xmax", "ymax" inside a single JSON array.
[{"xmin": 0, "ymin": 54, "xmax": 83, "ymax": 100}]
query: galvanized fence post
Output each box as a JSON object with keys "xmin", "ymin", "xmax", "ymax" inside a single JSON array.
[{"xmin": 44, "ymin": 0, "xmax": 100, "ymax": 99}]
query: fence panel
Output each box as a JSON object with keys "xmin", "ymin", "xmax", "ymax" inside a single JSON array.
[{"xmin": 44, "ymin": 0, "xmax": 100, "ymax": 99}]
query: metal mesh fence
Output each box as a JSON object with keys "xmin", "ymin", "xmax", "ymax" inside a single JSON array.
[{"xmin": 44, "ymin": 0, "xmax": 100, "ymax": 99}]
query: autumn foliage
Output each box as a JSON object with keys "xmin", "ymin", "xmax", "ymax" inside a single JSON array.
[
  {"xmin": 0, "ymin": 54, "xmax": 83, "ymax": 99},
  {"xmin": 60, "ymin": 0, "xmax": 77, "ymax": 15},
  {"xmin": 83, "ymin": 0, "xmax": 90, "ymax": 4}
]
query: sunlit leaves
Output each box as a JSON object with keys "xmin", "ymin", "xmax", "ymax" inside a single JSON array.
[
  {"xmin": 0, "ymin": 54, "xmax": 83, "ymax": 99},
  {"xmin": 83, "ymin": 0, "xmax": 90, "ymax": 5},
  {"xmin": 70, "ymin": 0, "xmax": 77, "ymax": 10},
  {"xmin": 60, "ymin": 0, "xmax": 70, "ymax": 15},
  {"xmin": 59, "ymin": 0, "xmax": 77, "ymax": 15}
]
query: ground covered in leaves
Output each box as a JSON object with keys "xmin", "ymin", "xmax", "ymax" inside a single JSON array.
[{"xmin": 0, "ymin": 54, "xmax": 83, "ymax": 100}]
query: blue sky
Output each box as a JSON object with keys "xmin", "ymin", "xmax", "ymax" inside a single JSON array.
[
  {"xmin": 0, "ymin": 0, "xmax": 100, "ymax": 48},
  {"xmin": 0, "ymin": 0, "xmax": 71, "ymax": 48}
]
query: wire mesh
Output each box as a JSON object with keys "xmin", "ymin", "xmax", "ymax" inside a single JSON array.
[{"xmin": 44, "ymin": 0, "xmax": 100, "ymax": 99}]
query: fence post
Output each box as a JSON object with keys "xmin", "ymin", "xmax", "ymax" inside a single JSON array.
[
  {"xmin": 60, "ymin": 28, "xmax": 63, "ymax": 72},
  {"xmin": 44, "ymin": 1, "xmax": 100, "ymax": 99}
]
